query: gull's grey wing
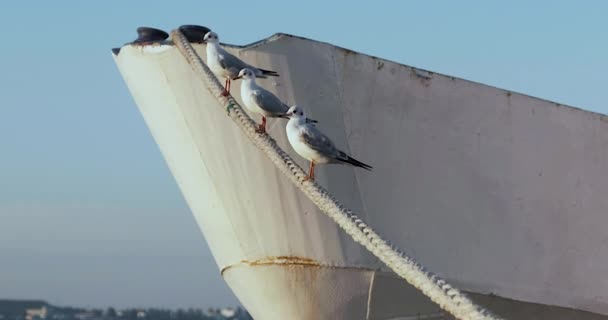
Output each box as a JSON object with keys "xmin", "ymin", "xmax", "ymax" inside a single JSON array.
[
  {"xmin": 216, "ymin": 46, "xmax": 278, "ymax": 79},
  {"xmin": 300, "ymin": 125, "xmax": 339, "ymax": 159},
  {"xmin": 300, "ymin": 125, "xmax": 372, "ymax": 169},
  {"xmin": 251, "ymin": 89, "xmax": 289, "ymax": 116},
  {"xmin": 217, "ymin": 47, "xmax": 249, "ymax": 78}
]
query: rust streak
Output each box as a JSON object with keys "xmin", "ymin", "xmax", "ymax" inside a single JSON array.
[
  {"xmin": 220, "ymin": 256, "xmax": 326, "ymax": 276},
  {"xmin": 248, "ymin": 255, "xmax": 320, "ymax": 267}
]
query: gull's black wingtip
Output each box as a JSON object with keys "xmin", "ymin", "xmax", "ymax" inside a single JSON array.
[
  {"xmin": 259, "ymin": 68, "xmax": 280, "ymax": 77},
  {"xmin": 111, "ymin": 48, "xmax": 121, "ymax": 55},
  {"xmin": 338, "ymin": 153, "xmax": 373, "ymax": 171},
  {"xmin": 353, "ymin": 159, "xmax": 373, "ymax": 171}
]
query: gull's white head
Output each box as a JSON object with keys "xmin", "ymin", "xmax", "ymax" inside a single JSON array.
[
  {"xmin": 286, "ymin": 105, "xmax": 305, "ymax": 119},
  {"xmin": 203, "ymin": 31, "xmax": 219, "ymax": 43},
  {"xmin": 236, "ymin": 68, "xmax": 256, "ymax": 80}
]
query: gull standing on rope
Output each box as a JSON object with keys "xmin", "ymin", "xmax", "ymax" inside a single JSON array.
[
  {"xmin": 286, "ymin": 106, "xmax": 372, "ymax": 181},
  {"xmin": 204, "ymin": 31, "xmax": 279, "ymax": 96},
  {"xmin": 236, "ymin": 68, "xmax": 317, "ymax": 133}
]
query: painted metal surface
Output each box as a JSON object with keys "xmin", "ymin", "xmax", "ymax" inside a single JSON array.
[{"xmin": 113, "ymin": 33, "xmax": 608, "ymax": 319}]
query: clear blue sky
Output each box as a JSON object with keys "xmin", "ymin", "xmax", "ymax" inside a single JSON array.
[{"xmin": 0, "ymin": 0, "xmax": 606, "ymax": 310}]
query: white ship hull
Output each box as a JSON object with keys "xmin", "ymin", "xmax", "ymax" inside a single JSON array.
[{"xmin": 113, "ymin": 32, "xmax": 608, "ymax": 319}]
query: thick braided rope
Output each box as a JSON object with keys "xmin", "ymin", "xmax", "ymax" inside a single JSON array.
[{"xmin": 170, "ymin": 29, "xmax": 501, "ymax": 320}]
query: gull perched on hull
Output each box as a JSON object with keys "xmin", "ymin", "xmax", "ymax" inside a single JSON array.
[
  {"xmin": 204, "ymin": 31, "xmax": 279, "ymax": 96},
  {"xmin": 286, "ymin": 106, "xmax": 372, "ymax": 181},
  {"xmin": 236, "ymin": 68, "xmax": 317, "ymax": 133}
]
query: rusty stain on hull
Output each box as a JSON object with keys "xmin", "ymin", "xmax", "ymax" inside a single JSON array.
[
  {"xmin": 221, "ymin": 256, "xmax": 320, "ymax": 276},
  {"xmin": 220, "ymin": 256, "xmax": 374, "ymax": 276}
]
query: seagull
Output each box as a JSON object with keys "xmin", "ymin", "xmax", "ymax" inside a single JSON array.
[
  {"xmin": 285, "ymin": 106, "xmax": 372, "ymax": 181},
  {"xmin": 236, "ymin": 68, "xmax": 317, "ymax": 133},
  {"xmin": 204, "ymin": 31, "xmax": 279, "ymax": 96}
]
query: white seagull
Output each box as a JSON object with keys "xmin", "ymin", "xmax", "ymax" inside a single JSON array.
[
  {"xmin": 286, "ymin": 106, "xmax": 372, "ymax": 181},
  {"xmin": 204, "ymin": 31, "xmax": 279, "ymax": 96},
  {"xmin": 236, "ymin": 68, "xmax": 317, "ymax": 133}
]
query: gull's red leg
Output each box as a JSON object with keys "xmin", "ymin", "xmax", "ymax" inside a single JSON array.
[
  {"xmin": 303, "ymin": 161, "xmax": 315, "ymax": 181},
  {"xmin": 221, "ymin": 79, "xmax": 230, "ymax": 97},
  {"xmin": 256, "ymin": 116, "xmax": 267, "ymax": 133}
]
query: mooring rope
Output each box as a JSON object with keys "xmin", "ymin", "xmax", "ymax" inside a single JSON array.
[{"xmin": 170, "ymin": 29, "xmax": 501, "ymax": 320}]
